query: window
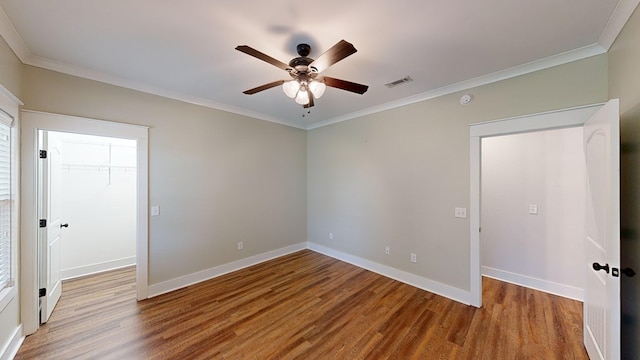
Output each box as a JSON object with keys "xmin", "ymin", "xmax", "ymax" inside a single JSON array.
[{"xmin": 0, "ymin": 107, "xmax": 16, "ymax": 311}]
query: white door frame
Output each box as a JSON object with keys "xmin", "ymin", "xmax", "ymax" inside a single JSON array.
[
  {"xmin": 20, "ymin": 110, "xmax": 149, "ymax": 335},
  {"xmin": 468, "ymin": 103, "xmax": 603, "ymax": 307}
]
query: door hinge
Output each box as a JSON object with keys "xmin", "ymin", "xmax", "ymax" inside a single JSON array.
[
  {"xmin": 39, "ymin": 219, "xmax": 47, "ymax": 228},
  {"xmin": 39, "ymin": 288, "xmax": 46, "ymax": 297},
  {"xmin": 39, "ymin": 150, "xmax": 47, "ymax": 159}
]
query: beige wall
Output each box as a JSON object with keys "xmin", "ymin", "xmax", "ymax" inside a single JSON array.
[
  {"xmin": 22, "ymin": 66, "xmax": 308, "ymax": 285},
  {"xmin": 609, "ymin": 5, "xmax": 640, "ymax": 114},
  {"xmin": 608, "ymin": 5, "xmax": 640, "ymax": 359},
  {"xmin": 308, "ymin": 55, "xmax": 608, "ymax": 291},
  {"xmin": 0, "ymin": 36, "xmax": 21, "ymax": 98}
]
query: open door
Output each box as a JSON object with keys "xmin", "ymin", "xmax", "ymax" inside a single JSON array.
[
  {"xmin": 38, "ymin": 131, "xmax": 65, "ymax": 323},
  {"xmin": 583, "ymin": 99, "xmax": 620, "ymax": 360}
]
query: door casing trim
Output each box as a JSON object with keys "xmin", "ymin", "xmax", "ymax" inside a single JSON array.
[
  {"xmin": 20, "ymin": 110, "xmax": 149, "ymax": 335},
  {"xmin": 468, "ymin": 103, "xmax": 604, "ymax": 307}
]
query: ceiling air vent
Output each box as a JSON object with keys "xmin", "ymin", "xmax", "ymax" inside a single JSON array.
[{"xmin": 384, "ymin": 76, "xmax": 413, "ymax": 88}]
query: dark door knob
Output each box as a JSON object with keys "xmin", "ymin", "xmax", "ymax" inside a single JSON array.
[
  {"xmin": 622, "ymin": 268, "xmax": 636, "ymax": 277},
  {"xmin": 60, "ymin": 223, "xmax": 69, "ymax": 228},
  {"xmin": 592, "ymin": 262, "xmax": 610, "ymax": 273}
]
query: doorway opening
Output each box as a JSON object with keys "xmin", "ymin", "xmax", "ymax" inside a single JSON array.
[
  {"xmin": 468, "ymin": 103, "xmax": 603, "ymax": 307},
  {"xmin": 480, "ymin": 127, "xmax": 586, "ymax": 300},
  {"xmin": 21, "ymin": 110, "xmax": 149, "ymax": 336},
  {"xmin": 38, "ymin": 131, "xmax": 137, "ymax": 323},
  {"xmin": 469, "ymin": 100, "xmax": 621, "ymax": 359}
]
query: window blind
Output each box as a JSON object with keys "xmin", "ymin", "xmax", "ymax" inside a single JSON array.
[{"xmin": 0, "ymin": 111, "xmax": 12, "ymax": 291}]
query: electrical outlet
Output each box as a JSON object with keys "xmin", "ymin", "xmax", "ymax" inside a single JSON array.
[
  {"xmin": 410, "ymin": 253, "xmax": 417, "ymax": 263},
  {"xmin": 237, "ymin": 241, "xmax": 243, "ymax": 250},
  {"xmin": 454, "ymin": 207, "xmax": 467, "ymax": 218},
  {"xmin": 385, "ymin": 247, "xmax": 390, "ymax": 255},
  {"xmin": 329, "ymin": 232, "xmax": 334, "ymax": 240}
]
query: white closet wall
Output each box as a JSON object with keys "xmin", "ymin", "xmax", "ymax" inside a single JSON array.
[
  {"xmin": 51, "ymin": 132, "xmax": 137, "ymax": 279},
  {"xmin": 481, "ymin": 127, "xmax": 586, "ymax": 300}
]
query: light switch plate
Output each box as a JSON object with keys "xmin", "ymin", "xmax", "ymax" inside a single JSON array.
[
  {"xmin": 151, "ymin": 206, "xmax": 160, "ymax": 216},
  {"xmin": 529, "ymin": 204, "xmax": 538, "ymax": 215},
  {"xmin": 455, "ymin": 207, "xmax": 467, "ymax": 218}
]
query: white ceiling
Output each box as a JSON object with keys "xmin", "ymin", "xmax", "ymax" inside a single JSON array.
[{"xmin": 0, "ymin": 1, "xmax": 638, "ymax": 129}]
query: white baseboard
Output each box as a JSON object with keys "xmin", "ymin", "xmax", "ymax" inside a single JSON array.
[
  {"xmin": 482, "ymin": 266, "xmax": 583, "ymax": 301},
  {"xmin": 62, "ymin": 256, "xmax": 136, "ymax": 280},
  {"xmin": 147, "ymin": 241, "xmax": 474, "ymax": 305},
  {"xmin": 0, "ymin": 325, "xmax": 23, "ymax": 360},
  {"xmin": 307, "ymin": 242, "xmax": 472, "ymax": 305},
  {"xmin": 148, "ymin": 243, "xmax": 307, "ymax": 298}
]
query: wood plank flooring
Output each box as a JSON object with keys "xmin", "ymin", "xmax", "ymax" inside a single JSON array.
[{"xmin": 15, "ymin": 250, "xmax": 588, "ymax": 359}]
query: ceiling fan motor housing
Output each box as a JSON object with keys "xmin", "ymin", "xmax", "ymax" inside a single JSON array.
[
  {"xmin": 288, "ymin": 44, "xmax": 319, "ymax": 75},
  {"xmin": 296, "ymin": 43, "xmax": 311, "ymax": 57}
]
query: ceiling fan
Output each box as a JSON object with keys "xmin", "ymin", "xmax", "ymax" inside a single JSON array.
[{"xmin": 235, "ymin": 40, "xmax": 369, "ymax": 109}]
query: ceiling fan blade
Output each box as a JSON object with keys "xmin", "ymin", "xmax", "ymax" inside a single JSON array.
[
  {"xmin": 236, "ymin": 45, "xmax": 291, "ymax": 71},
  {"xmin": 242, "ymin": 80, "xmax": 285, "ymax": 95},
  {"xmin": 309, "ymin": 40, "xmax": 357, "ymax": 73},
  {"xmin": 323, "ymin": 76, "xmax": 369, "ymax": 94}
]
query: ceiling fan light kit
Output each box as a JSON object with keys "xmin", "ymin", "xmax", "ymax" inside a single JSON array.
[{"xmin": 236, "ymin": 40, "xmax": 368, "ymax": 111}]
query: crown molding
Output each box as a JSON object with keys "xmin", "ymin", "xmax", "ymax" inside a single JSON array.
[
  {"xmin": 23, "ymin": 55, "xmax": 306, "ymax": 129},
  {"xmin": 0, "ymin": 82, "xmax": 22, "ymax": 106},
  {"xmin": 2, "ymin": 2, "xmax": 637, "ymax": 131},
  {"xmin": 307, "ymin": 44, "xmax": 606, "ymax": 130},
  {"xmin": 0, "ymin": 6, "xmax": 29, "ymax": 61},
  {"xmin": 598, "ymin": 0, "xmax": 640, "ymax": 50},
  {"xmin": 0, "ymin": 6, "xmax": 305, "ymax": 130}
]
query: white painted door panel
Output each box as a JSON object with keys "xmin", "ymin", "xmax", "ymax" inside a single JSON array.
[
  {"xmin": 583, "ymin": 99, "xmax": 620, "ymax": 360},
  {"xmin": 39, "ymin": 132, "xmax": 64, "ymax": 323}
]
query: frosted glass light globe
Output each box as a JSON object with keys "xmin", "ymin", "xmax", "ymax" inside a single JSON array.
[
  {"xmin": 308, "ymin": 80, "xmax": 326, "ymax": 98},
  {"xmin": 282, "ymin": 80, "xmax": 300, "ymax": 99},
  {"xmin": 295, "ymin": 88, "xmax": 310, "ymax": 105}
]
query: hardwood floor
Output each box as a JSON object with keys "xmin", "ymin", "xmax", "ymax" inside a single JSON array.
[{"xmin": 16, "ymin": 250, "xmax": 588, "ymax": 359}]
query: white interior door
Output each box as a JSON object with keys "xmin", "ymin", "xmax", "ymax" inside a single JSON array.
[
  {"xmin": 39, "ymin": 131, "xmax": 64, "ymax": 323},
  {"xmin": 583, "ymin": 99, "xmax": 620, "ymax": 360}
]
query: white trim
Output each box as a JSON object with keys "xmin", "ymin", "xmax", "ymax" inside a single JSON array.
[
  {"xmin": 61, "ymin": 257, "xmax": 136, "ymax": 281},
  {"xmin": 470, "ymin": 103, "xmax": 604, "ymax": 137},
  {"xmin": 0, "ymin": 325, "xmax": 23, "ymax": 360},
  {"xmin": 20, "ymin": 110, "xmax": 149, "ymax": 335},
  {"xmin": 149, "ymin": 241, "xmax": 472, "ymax": 304},
  {"xmin": 482, "ymin": 266, "xmax": 584, "ymax": 301},
  {"xmin": 148, "ymin": 243, "xmax": 307, "ymax": 297},
  {"xmin": 0, "ymin": 85, "xmax": 20, "ymax": 325},
  {"xmin": 135, "ymin": 135, "xmax": 149, "ymax": 300},
  {"xmin": 0, "ymin": 84, "xmax": 22, "ymax": 107},
  {"xmin": 0, "ymin": 87, "xmax": 20, "ymax": 119},
  {"xmin": 307, "ymin": 45, "xmax": 606, "ymax": 129},
  {"xmin": 597, "ymin": 0, "xmax": 640, "ymax": 50},
  {"xmin": 307, "ymin": 242, "xmax": 472, "ymax": 305},
  {"xmin": 0, "ymin": 7, "xmax": 29, "ymax": 62},
  {"xmin": 20, "ymin": 110, "xmax": 149, "ymax": 133},
  {"xmin": 468, "ymin": 103, "xmax": 603, "ymax": 310},
  {"xmin": 469, "ymin": 136, "xmax": 481, "ymax": 307},
  {"xmin": 0, "ymin": 287, "xmax": 16, "ymax": 314},
  {"xmin": 2, "ymin": 2, "xmax": 637, "ymax": 130}
]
